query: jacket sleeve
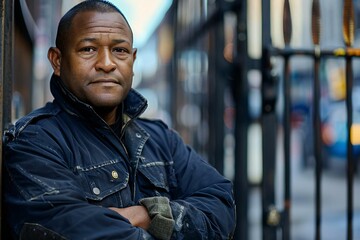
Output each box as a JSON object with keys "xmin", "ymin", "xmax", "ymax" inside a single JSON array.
[
  {"xmin": 3, "ymin": 125, "xmax": 154, "ymax": 240},
  {"xmin": 167, "ymin": 129, "xmax": 236, "ymax": 240}
]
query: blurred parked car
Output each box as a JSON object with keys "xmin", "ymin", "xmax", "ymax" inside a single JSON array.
[
  {"xmin": 321, "ymin": 100, "xmax": 360, "ymax": 165},
  {"xmin": 301, "ymin": 87, "xmax": 360, "ymax": 172}
]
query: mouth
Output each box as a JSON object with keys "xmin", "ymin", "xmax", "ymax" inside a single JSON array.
[{"xmin": 91, "ymin": 79, "xmax": 120, "ymax": 85}]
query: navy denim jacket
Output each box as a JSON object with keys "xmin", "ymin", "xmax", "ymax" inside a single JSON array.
[{"xmin": 4, "ymin": 75, "xmax": 236, "ymax": 239}]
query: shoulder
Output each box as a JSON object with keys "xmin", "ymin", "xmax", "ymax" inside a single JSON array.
[
  {"xmin": 136, "ymin": 118, "xmax": 170, "ymax": 130},
  {"xmin": 4, "ymin": 102, "xmax": 61, "ymax": 142},
  {"xmin": 134, "ymin": 118, "xmax": 185, "ymax": 150},
  {"xmin": 135, "ymin": 118, "xmax": 178, "ymax": 139}
]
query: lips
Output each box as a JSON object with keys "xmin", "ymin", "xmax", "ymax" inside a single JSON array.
[{"xmin": 90, "ymin": 79, "xmax": 119, "ymax": 85}]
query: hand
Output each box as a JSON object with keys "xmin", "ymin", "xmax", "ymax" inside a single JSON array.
[{"xmin": 109, "ymin": 205, "xmax": 151, "ymax": 230}]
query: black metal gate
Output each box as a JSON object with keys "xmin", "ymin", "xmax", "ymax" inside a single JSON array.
[
  {"xmin": 259, "ymin": 0, "xmax": 358, "ymax": 239},
  {"xmin": 167, "ymin": 0, "xmax": 359, "ymax": 239}
]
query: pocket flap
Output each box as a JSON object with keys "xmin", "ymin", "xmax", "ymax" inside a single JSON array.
[{"xmin": 77, "ymin": 159, "xmax": 129, "ymax": 201}]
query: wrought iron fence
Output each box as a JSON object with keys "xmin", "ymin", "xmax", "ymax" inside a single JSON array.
[{"xmin": 259, "ymin": 0, "xmax": 359, "ymax": 239}]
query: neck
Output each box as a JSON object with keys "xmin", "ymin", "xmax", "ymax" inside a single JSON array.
[{"xmin": 95, "ymin": 107, "xmax": 118, "ymax": 125}]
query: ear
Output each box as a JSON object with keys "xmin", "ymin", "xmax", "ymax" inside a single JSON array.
[
  {"xmin": 132, "ymin": 48, "xmax": 137, "ymax": 62},
  {"xmin": 132, "ymin": 48, "xmax": 137, "ymax": 77},
  {"xmin": 48, "ymin": 47, "xmax": 62, "ymax": 76}
]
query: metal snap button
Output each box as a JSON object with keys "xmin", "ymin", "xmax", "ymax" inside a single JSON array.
[
  {"xmin": 136, "ymin": 133, "xmax": 141, "ymax": 138},
  {"xmin": 111, "ymin": 170, "xmax": 119, "ymax": 179},
  {"xmin": 92, "ymin": 187, "xmax": 100, "ymax": 195}
]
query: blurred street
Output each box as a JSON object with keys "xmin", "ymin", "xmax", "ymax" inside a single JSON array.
[{"xmin": 247, "ymin": 125, "xmax": 360, "ymax": 240}]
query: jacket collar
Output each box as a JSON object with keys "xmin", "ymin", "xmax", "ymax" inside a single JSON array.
[{"xmin": 50, "ymin": 74, "xmax": 148, "ymax": 125}]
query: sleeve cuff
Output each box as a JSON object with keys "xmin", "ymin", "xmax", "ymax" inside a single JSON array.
[{"xmin": 139, "ymin": 196, "xmax": 175, "ymax": 240}]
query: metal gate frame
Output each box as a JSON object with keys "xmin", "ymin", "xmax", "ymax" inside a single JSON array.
[
  {"xmin": 259, "ymin": 0, "xmax": 358, "ymax": 239},
  {"xmin": 0, "ymin": 0, "xmax": 14, "ymax": 238}
]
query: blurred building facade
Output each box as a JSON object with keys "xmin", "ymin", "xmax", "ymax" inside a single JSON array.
[{"xmin": 13, "ymin": 0, "xmax": 82, "ymax": 120}]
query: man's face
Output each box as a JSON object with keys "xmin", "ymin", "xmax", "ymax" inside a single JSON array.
[{"xmin": 52, "ymin": 11, "xmax": 136, "ymax": 111}]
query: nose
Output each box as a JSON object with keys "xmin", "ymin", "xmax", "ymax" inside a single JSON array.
[{"xmin": 95, "ymin": 48, "xmax": 116, "ymax": 72}]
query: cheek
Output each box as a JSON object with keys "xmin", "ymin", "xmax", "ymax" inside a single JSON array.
[
  {"xmin": 124, "ymin": 64, "xmax": 135, "ymax": 79},
  {"xmin": 63, "ymin": 63, "xmax": 89, "ymax": 82}
]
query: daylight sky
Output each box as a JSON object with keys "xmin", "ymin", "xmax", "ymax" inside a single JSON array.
[{"xmin": 109, "ymin": 0, "xmax": 172, "ymax": 48}]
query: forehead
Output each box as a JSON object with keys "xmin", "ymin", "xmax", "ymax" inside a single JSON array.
[{"xmin": 69, "ymin": 11, "xmax": 132, "ymax": 41}]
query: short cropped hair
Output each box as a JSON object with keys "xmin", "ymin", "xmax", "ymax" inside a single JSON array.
[{"xmin": 55, "ymin": 0, "xmax": 133, "ymax": 52}]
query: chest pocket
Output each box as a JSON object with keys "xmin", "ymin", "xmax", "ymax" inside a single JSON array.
[
  {"xmin": 137, "ymin": 159, "xmax": 177, "ymax": 198},
  {"xmin": 76, "ymin": 159, "xmax": 129, "ymax": 201}
]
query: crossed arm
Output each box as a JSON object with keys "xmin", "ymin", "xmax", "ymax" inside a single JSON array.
[
  {"xmin": 4, "ymin": 124, "xmax": 235, "ymax": 239},
  {"xmin": 109, "ymin": 205, "xmax": 151, "ymax": 230}
]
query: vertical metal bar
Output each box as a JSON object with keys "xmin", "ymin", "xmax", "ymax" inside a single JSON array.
[
  {"xmin": 233, "ymin": 0, "xmax": 249, "ymax": 239},
  {"xmin": 0, "ymin": 0, "xmax": 14, "ymax": 238},
  {"xmin": 282, "ymin": 57, "xmax": 291, "ymax": 240},
  {"xmin": 207, "ymin": 0, "xmax": 225, "ymax": 174},
  {"xmin": 171, "ymin": 1, "xmax": 180, "ymax": 130},
  {"xmin": 282, "ymin": 0, "xmax": 292, "ymax": 239},
  {"xmin": 345, "ymin": 54, "xmax": 354, "ymax": 240},
  {"xmin": 261, "ymin": 50, "xmax": 278, "ymax": 240},
  {"xmin": 313, "ymin": 55, "xmax": 322, "ymax": 240},
  {"xmin": 311, "ymin": 1, "xmax": 322, "ymax": 239},
  {"xmin": 261, "ymin": 0, "xmax": 278, "ymax": 239},
  {"xmin": 0, "ymin": 2, "xmax": 13, "ymax": 136},
  {"xmin": 342, "ymin": 1, "xmax": 355, "ymax": 239}
]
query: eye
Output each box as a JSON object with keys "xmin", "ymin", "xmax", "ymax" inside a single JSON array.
[
  {"xmin": 80, "ymin": 47, "xmax": 96, "ymax": 53},
  {"xmin": 113, "ymin": 47, "xmax": 128, "ymax": 53}
]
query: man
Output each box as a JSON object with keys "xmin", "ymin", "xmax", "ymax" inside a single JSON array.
[{"xmin": 3, "ymin": 1, "xmax": 236, "ymax": 239}]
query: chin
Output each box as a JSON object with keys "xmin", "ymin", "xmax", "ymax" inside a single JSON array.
[{"xmin": 96, "ymin": 94, "xmax": 123, "ymax": 104}]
